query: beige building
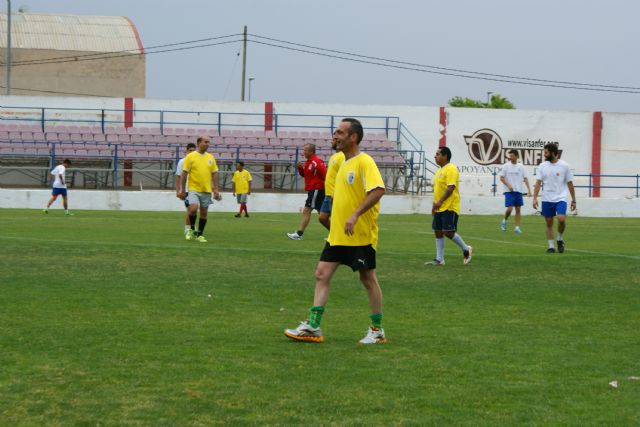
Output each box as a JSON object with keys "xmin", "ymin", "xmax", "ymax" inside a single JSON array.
[{"xmin": 0, "ymin": 12, "xmax": 145, "ymax": 97}]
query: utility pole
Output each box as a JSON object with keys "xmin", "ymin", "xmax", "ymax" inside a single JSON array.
[
  {"xmin": 5, "ymin": 0, "xmax": 12, "ymax": 95},
  {"xmin": 241, "ymin": 25, "xmax": 247, "ymax": 101}
]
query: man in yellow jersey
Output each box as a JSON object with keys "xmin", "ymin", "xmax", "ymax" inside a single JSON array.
[
  {"xmin": 318, "ymin": 130, "xmax": 345, "ymax": 230},
  {"xmin": 425, "ymin": 146, "xmax": 473, "ymax": 266},
  {"xmin": 179, "ymin": 136, "xmax": 221, "ymax": 243},
  {"xmin": 232, "ymin": 161, "xmax": 252, "ymax": 218},
  {"xmin": 285, "ymin": 118, "xmax": 387, "ymax": 345}
]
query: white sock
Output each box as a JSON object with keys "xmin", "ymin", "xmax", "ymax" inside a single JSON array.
[
  {"xmin": 435, "ymin": 238, "xmax": 445, "ymax": 261},
  {"xmin": 515, "ymin": 226, "xmax": 521, "ymax": 231},
  {"xmin": 557, "ymin": 233, "xmax": 564, "ymax": 241},
  {"xmin": 451, "ymin": 233, "xmax": 468, "ymax": 252},
  {"xmin": 548, "ymin": 240, "xmax": 555, "ymax": 248},
  {"xmin": 502, "ymin": 219, "xmax": 507, "ymax": 224}
]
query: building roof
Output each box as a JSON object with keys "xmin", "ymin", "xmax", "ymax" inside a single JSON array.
[{"xmin": 0, "ymin": 12, "xmax": 144, "ymax": 53}]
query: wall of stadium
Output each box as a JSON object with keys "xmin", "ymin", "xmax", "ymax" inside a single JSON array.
[
  {"xmin": 1, "ymin": 189, "xmax": 639, "ymax": 217},
  {"xmin": 1, "ymin": 95, "xmax": 639, "ymax": 199}
]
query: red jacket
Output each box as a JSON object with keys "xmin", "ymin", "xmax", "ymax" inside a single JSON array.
[{"xmin": 297, "ymin": 154, "xmax": 326, "ymax": 191}]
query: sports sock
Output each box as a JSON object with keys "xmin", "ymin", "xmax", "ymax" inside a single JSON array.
[
  {"xmin": 435, "ymin": 238, "xmax": 445, "ymax": 261},
  {"xmin": 557, "ymin": 232, "xmax": 564, "ymax": 241},
  {"xmin": 369, "ymin": 313, "xmax": 383, "ymax": 329},
  {"xmin": 189, "ymin": 214, "xmax": 197, "ymax": 230},
  {"xmin": 184, "ymin": 225, "xmax": 190, "ymax": 234},
  {"xmin": 197, "ymin": 218, "xmax": 207, "ymax": 236},
  {"xmin": 309, "ymin": 306, "xmax": 325, "ymax": 329},
  {"xmin": 548, "ymin": 240, "xmax": 555, "ymax": 249},
  {"xmin": 297, "ymin": 230, "xmax": 304, "ymax": 237},
  {"xmin": 451, "ymin": 233, "xmax": 468, "ymax": 251}
]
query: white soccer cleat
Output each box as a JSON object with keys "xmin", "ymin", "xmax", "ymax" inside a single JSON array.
[
  {"xmin": 284, "ymin": 320, "xmax": 323, "ymax": 343},
  {"xmin": 514, "ymin": 227, "xmax": 523, "ymax": 234},
  {"xmin": 424, "ymin": 259, "xmax": 445, "ymax": 267},
  {"xmin": 501, "ymin": 220, "xmax": 507, "ymax": 231},
  {"xmin": 287, "ymin": 232, "xmax": 303, "ymax": 241},
  {"xmin": 463, "ymin": 246, "xmax": 473, "ymax": 265},
  {"xmin": 359, "ymin": 327, "xmax": 387, "ymax": 344}
]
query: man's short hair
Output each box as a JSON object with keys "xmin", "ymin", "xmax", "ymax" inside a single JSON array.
[
  {"xmin": 544, "ymin": 142, "xmax": 559, "ymax": 155},
  {"xmin": 439, "ymin": 146, "xmax": 452, "ymax": 161},
  {"xmin": 186, "ymin": 143, "xmax": 196, "ymax": 150},
  {"xmin": 237, "ymin": 161, "xmax": 244, "ymax": 167},
  {"xmin": 196, "ymin": 136, "xmax": 210, "ymax": 144},
  {"xmin": 508, "ymin": 149, "xmax": 519, "ymax": 157},
  {"xmin": 342, "ymin": 118, "xmax": 363, "ymax": 144},
  {"xmin": 304, "ymin": 143, "xmax": 316, "ymax": 154},
  {"xmin": 63, "ymin": 159, "xmax": 72, "ymax": 165}
]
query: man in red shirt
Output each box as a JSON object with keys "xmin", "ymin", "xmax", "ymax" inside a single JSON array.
[{"xmin": 287, "ymin": 143, "xmax": 327, "ymax": 240}]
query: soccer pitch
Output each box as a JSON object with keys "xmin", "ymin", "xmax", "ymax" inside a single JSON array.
[{"xmin": 1, "ymin": 209, "xmax": 639, "ymax": 425}]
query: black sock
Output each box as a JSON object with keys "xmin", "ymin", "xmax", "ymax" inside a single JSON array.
[
  {"xmin": 297, "ymin": 230, "xmax": 304, "ymax": 236},
  {"xmin": 198, "ymin": 218, "xmax": 207, "ymax": 236},
  {"xmin": 189, "ymin": 215, "xmax": 197, "ymax": 230}
]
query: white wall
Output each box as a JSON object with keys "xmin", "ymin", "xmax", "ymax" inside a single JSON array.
[{"xmin": 2, "ymin": 189, "xmax": 638, "ymax": 217}]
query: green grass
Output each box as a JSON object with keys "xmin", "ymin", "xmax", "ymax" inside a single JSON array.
[{"xmin": 1, "ymin": 208, "xmax": 639, "ymax": 425}]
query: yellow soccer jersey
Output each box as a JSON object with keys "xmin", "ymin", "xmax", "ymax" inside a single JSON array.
[
  {"xmin": 433, "ymin": 162, "xmax": 460, "ymax": 213},
  {"xmin": 183, "ymin": 151, "xmax": 218, "ymax": 193},
  {"xmin": 324, "ymin": 151, "xmax": 346, "ymax": 197},
  {"xmin": 328, "ymin": 153, "xmax": 384, "ymax": 249},
  {"xmin": 232, "ymin": 169, "xmax": 252, "ymax": 194}
]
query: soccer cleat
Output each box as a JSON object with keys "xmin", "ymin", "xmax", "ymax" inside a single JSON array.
[
  {"xmin": 65, "ymin": 211, "xmax": 74, "ymax": 216},
  {"xmin": 424, "ymin": 259, "xmax": 445, "ymax": 266},
  {"xmin": 196, "ymin": 235, "xmax": 207, "ymax": 243},
  {"xmin": 42, "ymin": 209, "xmax": 48, "ymax": 214},
  {"xmin": 501, "ymin": 220, "xmax": 507, "ymax": 231},
  {"xmin": 284, "ymin": 320, "xmax": 323, "ymax": 343},
  {"xmin": 359, "ymin": 327, "xmax": 387, "ymax": 344},
  {"xmin": 463, "ymin": 246, "xmax": 473, "ymax": 265},
  {"xmin": 234, "ymin": 213, "xmax": 241, "ymax": 218},
  {"xmin": 244, "ymin": 213, "xmax": 250, "ymax": 218},
  {"xmin": 514, "ymin": 227, "xmax": 523, "ymax": 234},
  {"xmin": 557, "ymin": 240, "xmax": 565, "ymax": 253},
  {"xmin": 185, "ymin": 229, "xmax": 195, "ymax": 241},
  {"xmin": 546, "ymin": 247, "xmax": 556, "ymax": 253},
  {"xmin": 287, "ymin": 232, "xmax": 303, "ymax": 241}
]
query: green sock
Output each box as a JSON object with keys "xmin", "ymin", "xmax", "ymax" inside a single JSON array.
[
  {"xmin": 309, "ymin": 306, "xmax": 325, "ymax": 329},
  {"xmin": 370, "ymin": 313, "xmax": 383, "ymax": 329}
]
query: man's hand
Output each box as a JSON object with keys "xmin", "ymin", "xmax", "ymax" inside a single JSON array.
[
  {"xmin": 532, "ymin": 197, "xmax": 538, "ymax": 210},
  {"xmin": 344, "ymin": 213, "xmax": 358, "ymax": 236},
  {"xmin": 570, "ymin": 200, "xmax": 577, "ymax": 212},
  {"xmin": 213, "ymin": 191, "xmax": 222, "ymax": 201}
]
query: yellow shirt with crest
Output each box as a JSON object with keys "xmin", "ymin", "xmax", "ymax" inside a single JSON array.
[
  {"xmin": 232, "ymin": 169, "xmax": 252, "ymax": 194},
  {"xmin": 183, "ymin": 151, "xmax": 219, "ymax": 193},
  {"xmin": 328, "ymin": 153, "xmax": 384, "ymax": 249},
  {"xmin": 324, "ymin": 151, "xmax": 346, "ymax": 197},
  {"xmin": 433, "ymin": 162, "xmax": 460, "ymax": 213}
]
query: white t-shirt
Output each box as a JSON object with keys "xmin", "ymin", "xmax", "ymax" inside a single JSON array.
[
  {"xmin": 500, "ymin": 161, "xmax": 528, "ymax": 194},
  {"xmin": 176, "ymin": 158, "xmax": 189, "ymax": 192},
  {"xmin": 536, "ymin": 160, "xmax": 573, "ymax": 203},
  {"xmin": 51, "ymin": 165, "xmax": 67, "ymax": 189}
]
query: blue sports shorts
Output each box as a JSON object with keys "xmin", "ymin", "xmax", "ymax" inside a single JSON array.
[
  {"xmin": 52, "ymin": 188, "xmax": 67, "ymax": 197},
  {"xmin": 541, "ymin": 201, "xmax": 567, "ymax": 218},
  {"xmin": 319, "ymin": 195, "xmax": 333, "ymax": 214},
  {"xmin": 504, "ymin": 191, "xmax": 524, "ymax": 207},
  {"xmin": 432, "ymin": 210, "xmax": 459, "ymax": 232}
]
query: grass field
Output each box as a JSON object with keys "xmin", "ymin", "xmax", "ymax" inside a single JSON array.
[{"xmin": 1, "ymin": 208, "xmax": 639, "ymax": 425}]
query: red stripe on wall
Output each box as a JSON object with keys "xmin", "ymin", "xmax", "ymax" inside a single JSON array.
[
  {"xmin": 591, "ymin": 111, "xmax": 602, "ymax": 198},
  {"xmin": 439, "ymin": 106, "xmax": 447, "ymax": 147},
  {"xmin": 122, "ymin": 17, "xmax": 145, "ymax": 54},
  {"xmin": 264, "ymin": 102, "xmax": 273, "ymax": 131},
  {"xmin": 124, "ymin": 97, "xmax": 134, "ymax": 128}
]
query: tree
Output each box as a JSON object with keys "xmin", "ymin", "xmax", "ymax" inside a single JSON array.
[{"xmin": 448, "ymin": 94, "xmax": 515, "ymax": 109}]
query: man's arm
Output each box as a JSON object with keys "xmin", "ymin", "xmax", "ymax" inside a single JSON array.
[
  {"xmin": 432, "ymin": 185, "xmax": 455, "ymax": 214},
  {"xmin": 567, "ymin": 181, "xmax": 577, "ymax": 212},
  {"xmin": 499, "ymin": 176, "xmax": 513, "ymax": 192},
  {"xmin": 523, "ymin": 177, "xmax": 532, "ymax": 196},
  {"xmin": 532, "ymin": 179, "xmax": 542, "ymax": 209},
  {"xmin": 179, "ymin": 171, "xmax": 188, "ymax": 199},
  {"xmin": 59, "ymin": 173, "xmax": 65, "ymax": 187},
  {"xmin": 248, "ymin": 180, "xmax": 252, "ymax": 195},
  {"xmin": 212, "ymin": 171, "xmax": 221, "ymax": 200},
  {"xmin": 344, "ymin": 187, "xmax": 385, "ymax": 236}
]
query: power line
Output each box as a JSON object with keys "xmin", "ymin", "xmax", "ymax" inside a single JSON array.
[
  {"xmin": 249, "ymin": 33, "xmax": 640, "ymax": 91},
  {"xmin": 0, "ymin": 34, "xmax": 243, "ymax": 67},
  {"xmin": 247, "ymin": 38, "xmax": 640, "ymax": 94}
]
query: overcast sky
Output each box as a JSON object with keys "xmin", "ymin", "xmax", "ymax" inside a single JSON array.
[{"xmin": 11, "ymin": 0, "xmax": 640, "ymax": 113}]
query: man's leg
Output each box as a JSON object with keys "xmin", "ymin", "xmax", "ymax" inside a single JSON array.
[
  {"xmin": 556, "ymin": 214, "xmax": 567, "ymax": 252},
  {"xmin": 514, "ymin": 206, "xmax": 522, "ymax": 232},
  {"xmin": 46, "ymin": 194, "xmax": 58, "ymax": 209},
  {"xmin": 545, "ymin": 216, "xmax": 555, "ymax": 251},
  {"xmin": 197, "ymin": 206, "xmax": 208, "ymax": 237},
  {"xmin": 185, "ymin": 203, "xmax": 198, "ymax": 240},
  {"xmin": 435, "ymin": 230, "xmax": 445, "ymax": 262},
  {"xmin": 297, "ymin": 206, "xmax": 312, "ymax": 235},
  {"xmin": 318, "ymin": 212, "xmax": 330, "ymax": 230},
  {"xmin": 62, "ymin": 195, "xmax": 69, "ymax": 212},
  {"xmin": 502, "ymin": 206, "xmax": 512, "ymax": 231},
  {"xmin": 360, "ymin": 268, "xmax": 382, "ymax": 317}
]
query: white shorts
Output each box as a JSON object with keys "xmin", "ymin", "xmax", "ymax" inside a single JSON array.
[
  {"xmin": 236, "ymin": 193, "xmax": 248, "ymax": 204},
  {"xmin": 187, "ymin": 192, "xmax": 213, "ymax": 208}
]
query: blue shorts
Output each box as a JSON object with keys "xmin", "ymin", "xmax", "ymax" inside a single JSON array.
[
  {"xmin": 319, "ymin": 195, "xmax": 333, "ymax": 214},
  {"xmin": 504, "ymin": 191, "xmax": 524, "ymax": 207},
  {"xmin": 541, "ymin": 201, "xmax": 567, "ymax": 218},
  {"xmin": 432, "ymin": 210, "xmax": 459, "ymax": 232},
  {"xmin": 52, "ymin": 188, "xmax": 67, "ymax": 197}
]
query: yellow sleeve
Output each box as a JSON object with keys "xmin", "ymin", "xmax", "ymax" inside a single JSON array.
[
  {"xmin": 247, "ymin": 171, "xmax": 252, "ymax": 181},
  {"xmin": 363, "ymin": 156, "xmax": 384, "ymax": 192},
  {"xmin": 183, "ymin": 154, "xmax": 192, "ymax": 172},
  {"xmin": 211, "ymin": 156, "xmax": 219, "ymax": 173},
  {"xmin": 445, "ymin": 165, "xmax": 458, "ymax": 187}
]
